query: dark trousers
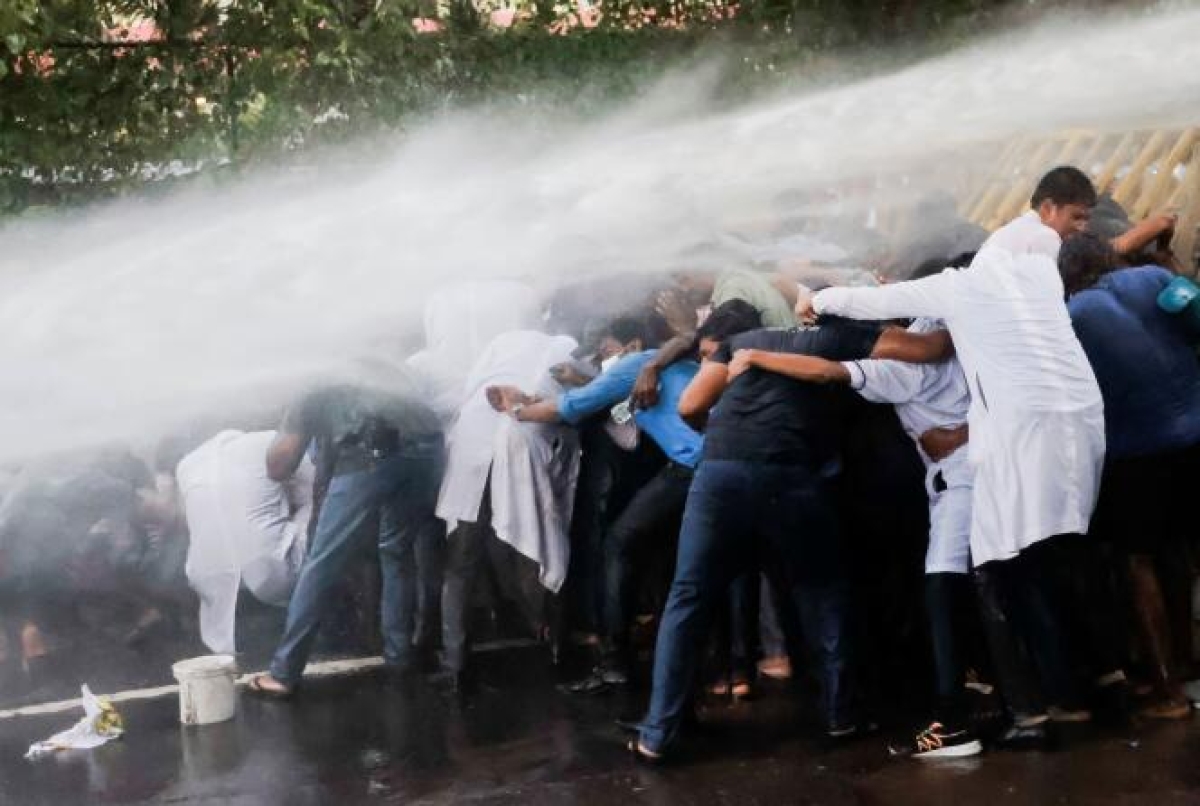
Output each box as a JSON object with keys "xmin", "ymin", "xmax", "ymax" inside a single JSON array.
[
  {"xmin": 974, "ymin": 533, "xmax": 1117, "ymax": 719},
  {"xmin": 602, "ymin": 462, "xmax": 693, "ymax": 665},
  {"xmin": 568, "ymin": 426, "xmax": 666, "ymax": 637},
  {"xmin": 925, "ymin": 572, "xmax": 973, "ymax": 724},
  {"xmin": 442, "ymin": 489, "xmax": 547, "ymax": 673},
  {"xmin": 639, "ymin": 460, "xmax": 852, "ymax": 753}
]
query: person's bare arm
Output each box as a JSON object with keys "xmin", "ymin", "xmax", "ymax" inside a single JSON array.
[
  {"xmin": 632, "ymin": 334, "xmax": 696, "ymax": 409},
  {"xmin": 549, "ymin": 362, "xmax": 594, "ymax": 389},
  {"xmin": 871, "ymin": 328, "xmax": 953, "ymax": 363},
  {"xmin": 678, "ymin": 361, "xmax": 730, "ymax": 424},
  {"xmin": 769, "ymin": 273, "xmax": 800, "ymax": 309},
  {"xmin": 919, "ymin": 424, "xmax": 969, "ymax": 462},
  {"xmin": 729, "ymin": 349, "xmax": 850, "ymax": 384},
  {"xmin": 485, "ymin": 385, "xmax": 560, "ymax": 423},
  {"xmin": 267, "ymin": 431, "xmax": 308, "ymax": 482},
  {"xmin": 1112, "ymin": 213, "xmax": 1176, "ymax": 257},
  {"xmin": 512, "ymin": 400, "xmax": 561, "ymax": 423}
]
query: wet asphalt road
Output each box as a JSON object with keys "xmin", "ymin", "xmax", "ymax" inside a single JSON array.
[{"xmin": 2, "ymin": 649, "xmax": 1199, "ymax": 806}]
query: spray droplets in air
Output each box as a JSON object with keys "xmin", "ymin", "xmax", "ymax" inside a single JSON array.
[{"xmin": 2, "ymin": 5, "xmax": 1199, "ymax": 463}]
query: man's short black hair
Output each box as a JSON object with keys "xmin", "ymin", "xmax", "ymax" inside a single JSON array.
[
  {"xmin": 603, "ymin": 311, "xmax": 670, "ymax": 349},
  {"xmin": 697, "ymin": 299, "xmax": 762, "ymax": 344},
  {"xmin": 606, "ymin": 315, "xmax": 650, "ymax": 346},
  {"xmin": 1058, "ymin": 231, "xmax": 1117, "ymax": 292},
  {"xmin": 1031, "ymin": 166, "xmax": 1097, "ymax": 209}
]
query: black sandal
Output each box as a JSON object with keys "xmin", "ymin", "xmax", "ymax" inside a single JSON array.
[
  {"xmin": 564, "ymin": 671, "xmax": 609, "ymax": 695},
  {"xmin": 245, "ymin": 674, "xmax": 294, "ymax": 700}
]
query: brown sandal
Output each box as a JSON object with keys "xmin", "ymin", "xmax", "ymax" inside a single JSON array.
[{"xmin": 245, "ymin": 674, "xmax": 294, "ymax": 700}]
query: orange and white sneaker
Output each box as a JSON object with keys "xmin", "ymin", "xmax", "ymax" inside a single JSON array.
[{"xmin": 893, "ymin": 721, "xmax": 982, "ymax": 759}]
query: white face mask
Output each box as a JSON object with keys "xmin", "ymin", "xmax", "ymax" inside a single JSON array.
[{"xmin": 600, "ymin": 354, "xmax": 620, "ymax": 373}]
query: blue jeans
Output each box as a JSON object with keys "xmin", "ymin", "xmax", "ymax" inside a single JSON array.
[
  {"xmin": 639, "ymin": 460, "xmax": 852, "ymax": 753},
  {"xmin": 269, "ymin": 443, "xmax": 443, "ymax": 686}
]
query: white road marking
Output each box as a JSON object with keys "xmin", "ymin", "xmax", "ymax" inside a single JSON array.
[{"xmin": 0, "ymin": 638, "xmax": 542, "ymax": 721}]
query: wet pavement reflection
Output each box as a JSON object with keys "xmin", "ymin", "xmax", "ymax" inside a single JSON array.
[{"xmin": 1, "ymin": 648, "xmax": 1199, "ymax": 805}]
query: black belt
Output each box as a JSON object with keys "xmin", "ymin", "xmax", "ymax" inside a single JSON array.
[{"xmin": 331, "ymin": 435, "xmax": 440, "ymax": 476}]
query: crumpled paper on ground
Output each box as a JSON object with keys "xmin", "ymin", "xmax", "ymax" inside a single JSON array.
[{"xmin": 25, "ymin": 685, "xmax": 124, "ymax": 760}]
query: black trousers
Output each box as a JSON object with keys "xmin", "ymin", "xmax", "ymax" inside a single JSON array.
[
  {"xmin": 925, "ymin": 572, "xmax": 974, "ymax": 725},
  {"xmin": 975, "ymin": 533, "xmax": 1124, "ymax": 718},
  {"xmin": 602, "ymin": 462, "xmax": 693, "ymax": 662}
]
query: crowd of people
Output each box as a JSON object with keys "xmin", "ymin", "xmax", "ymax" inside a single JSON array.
[{"xmin": 2, "ymin": 164, "xmax": 1199, "ymax": 765}]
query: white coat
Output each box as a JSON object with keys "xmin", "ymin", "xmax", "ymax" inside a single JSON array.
[
  {"xmin": 813, "ymin": 214, "xmax": 1105, "ymax": 565},
  {"xmin": 435, "ymin": 330, "xmax": 579, "ymax": 591},
  {"xmin": 177, "ymin": 430, "xmax": 315, "ymax": 654}
]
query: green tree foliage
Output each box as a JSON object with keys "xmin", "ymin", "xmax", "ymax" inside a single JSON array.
[{"xmin": 0, "ymin": 0, "xmax": 1004, "ymax": 216}]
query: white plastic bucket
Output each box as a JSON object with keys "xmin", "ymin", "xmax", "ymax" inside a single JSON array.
[{"xmin": 172, "ymin": 655, "xmax": 238, "ymax": 726}]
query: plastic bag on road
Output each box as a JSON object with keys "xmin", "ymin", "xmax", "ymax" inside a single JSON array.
[{"xmin": 25, "ymin": 685, "xmax": 124, "ymax": 760}]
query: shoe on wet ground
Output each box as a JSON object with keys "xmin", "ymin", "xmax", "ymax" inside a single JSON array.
[
  {"xmin": 994, "ymin": 720, "xmax": 1051, "ymax": 752},
  {"xmin": 890, "ymin": 721, "xmax": 982, "ymax": 760},
  {"xmin": 564, "ymin": 663, "xmax": 628, "ymax": 695},
  {"xmin": 825, "ymin": 719, "xmax": 880, "ymax": 743}
]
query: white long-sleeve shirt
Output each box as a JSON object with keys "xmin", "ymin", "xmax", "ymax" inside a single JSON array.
[
  {"xmin": 843, "ymin": 318, "xmax": 970, "ymax": 456},
  {"xmin": 843, "ymin": 319, "xmax": 974, "ymax": 573},
  {"xmin": 813, "ymin": 214, "xmax": 1105, "ymax": 564}
]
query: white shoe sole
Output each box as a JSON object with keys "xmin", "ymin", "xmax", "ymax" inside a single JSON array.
[{"xmin": 915, "ymin": 740, "xmax": 983, "ymax": 759}]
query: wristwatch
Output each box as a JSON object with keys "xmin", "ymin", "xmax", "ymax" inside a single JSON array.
[{"xmin": 511, "ymin": 402, "xmax": 525, "ymax": 420}]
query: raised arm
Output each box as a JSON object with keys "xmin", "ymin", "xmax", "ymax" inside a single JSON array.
[
  {"xmin": 1112, "ymin": 213, "xmax": 1176, "ymax": 257},
  {"xmin": 768, "ymin": 273, "xmax": 801, "ymax": 309},
  {"xmin": 631, "ymin": 335, "xmax": 695, "ymax": 409}
]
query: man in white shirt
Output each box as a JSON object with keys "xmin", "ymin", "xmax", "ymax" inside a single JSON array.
[
  {"xmin": 804, "ymin": 167, "xmax": 1127, "ymax": 747},
  {"xmin": 177, "ymin": 430, "xmax": 315, "ymax": 655}
]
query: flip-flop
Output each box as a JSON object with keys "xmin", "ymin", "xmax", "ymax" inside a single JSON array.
[{"xmin": 245, "ymin": 674, "xmax": 294, "ymax": 701}]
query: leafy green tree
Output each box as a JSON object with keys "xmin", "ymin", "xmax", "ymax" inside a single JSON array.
[{"xmin": 0, "ymin": 0, "xmax": 1007, "ymax": 217}]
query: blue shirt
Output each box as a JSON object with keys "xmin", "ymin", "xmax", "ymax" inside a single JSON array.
[
  {"xmin": 556, "ymin": 350, "xmax": 703, "ymax": 468},
  {"xmin": 1068, "ymin": 266, "xmax": 1200, "ymax": 459}
]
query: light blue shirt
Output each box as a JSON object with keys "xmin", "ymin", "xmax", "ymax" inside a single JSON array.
[{"xmin": 556, "ymin": 350, "xmax": 703, "ymax": 468}]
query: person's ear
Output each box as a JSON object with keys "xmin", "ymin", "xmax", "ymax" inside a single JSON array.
[
  {"xmin": 1036, "ymin": 199, "xmax": 1057, "ymax": 223},
  {"xmin": 627, "ymin": 339, "xmax": 644, "ymax": 354}
]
